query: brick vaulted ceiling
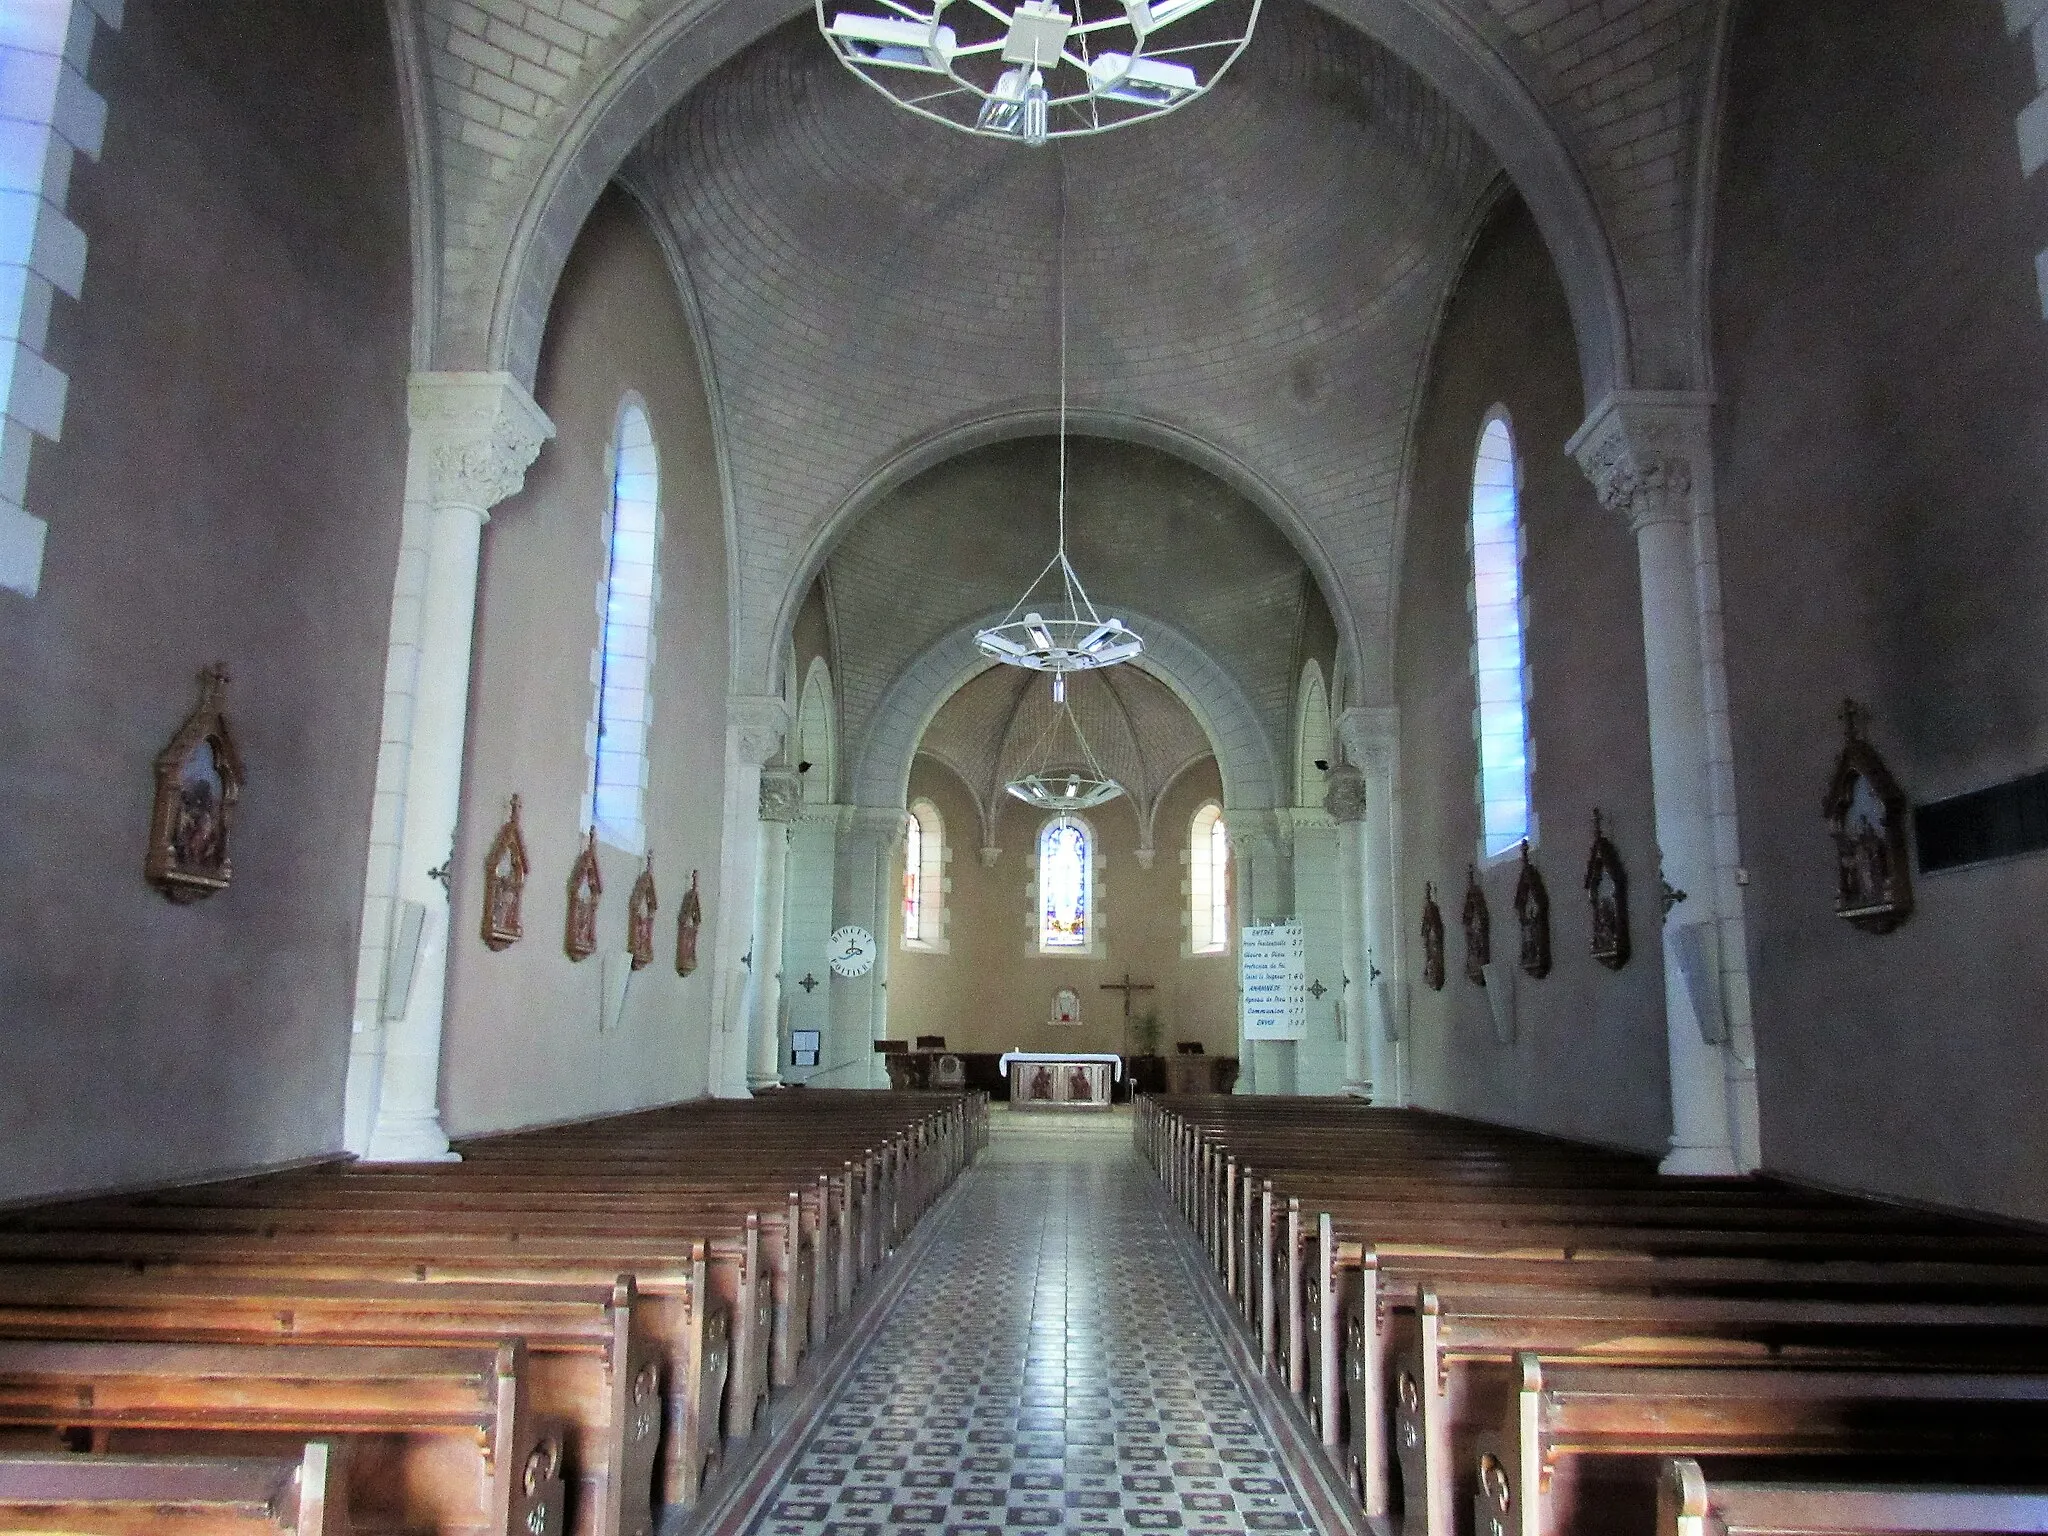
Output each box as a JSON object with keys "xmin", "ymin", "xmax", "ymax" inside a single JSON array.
[{"xmin": 618, "ymin": 0, "xmax": 1498, "ymax": 706}]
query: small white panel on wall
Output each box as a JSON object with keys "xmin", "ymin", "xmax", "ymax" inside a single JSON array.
[
  {"xmin": 1240, "ymin": 921, "xmax": 1307, "ymax": 1042},
  {"xmin": 1478, "ymin": 961, "xmax": 1515, "ymax": 1045},
  {"xmin": 379, "ymin": 900, "xmax": 428, "ymax": 1023},
  {"xmin": 600, "ymin": 950, "xmax": 632, "ymax": 1033},
  {"xmin": 1668, "ymin": 920, "xmax": 1725, "ymax": 1046},
  {"xmin": 1376, "ymin": 979, "xmax": 1409, "ymax": 1044}
]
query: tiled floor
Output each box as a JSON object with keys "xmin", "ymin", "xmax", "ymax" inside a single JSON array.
[{"xmin": 744, "ymin": 1111, "xmax": 1323, "ymax": 1536}]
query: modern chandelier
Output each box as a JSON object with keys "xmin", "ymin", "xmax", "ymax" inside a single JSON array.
[
  {"xmin": 818, "ymin": 0, "xmax": 1259, "ymax": 146},
  {"xmin": 1005, "ymin": 683, "xmax": 1125, "ymax": 810},
  {"xmin": 973, "ymin": 168, "xmax": 1142, "ymax": 705}
]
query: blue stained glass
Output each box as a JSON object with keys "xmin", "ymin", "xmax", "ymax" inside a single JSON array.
[
  {"xmin": 1040, "ymin": 820, "xmax": 1089, "ymax": 949},
  {"xmin": 1470, "ymin": 413, "xmax": 1532, "ymax": 858}
]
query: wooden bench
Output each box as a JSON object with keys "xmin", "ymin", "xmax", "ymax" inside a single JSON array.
[
  {"xmin": 1657, "ymin": 1458, "xmax": 2048, "ymax": 1536},
  {"xmin": 0, "ymin": 1338, "xmax": 564, "ymax": 1536},
  {"xmin": 0, "ymin": 1272, "xmax": 663, "ymax": 1536},
  {"xmin": 0, "ymin": 1444, "xmax": 338, "ymax": 1535},
  {"xmin": 1477, "ymin": 1355, "xmax": 2048, "ymax": 1536}
]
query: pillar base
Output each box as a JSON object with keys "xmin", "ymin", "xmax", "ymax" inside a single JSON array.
[
  {"xmin": 747, "ymin": 1071, "xmax": 783, "ymax": 1092},
  {"xmin": 1659, "ymin": 1143, "xmax": 1741, "ymax": 1178},
  {"xmin": 1343, "ymin": 1080, "xmax": 1375, "ymax": 1101},
  {"xmin": 362, "ymin": 1113, "xmax": 461, "ymax": 1164}
]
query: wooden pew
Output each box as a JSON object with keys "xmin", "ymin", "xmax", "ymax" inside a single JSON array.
[
  {"xmin": 1476, "ymin": 1355, "xmax": 2048, "ymax": 1536},
  {"xmin": 1657, "ymin": 1458, "xmax": 2048, "ymax": 1536},
  {"xmin": 0, "ymin": 1272, "xmax": 664, "ymax": 1536},
  {"xmin": 0, "ymin": 1444, "xmax": 339, "ymax": 1535},
  {"xmin": 0, "ymin": 1338, "xmax": 564, "ymax": 1536},
  {"xmin": 1388, "ymin": 1283, "xmax": 2048, "ymax": 1536}
]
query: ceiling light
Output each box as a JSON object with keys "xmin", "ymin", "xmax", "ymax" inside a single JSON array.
[
  {"xmin": 818, "ymin": 0, "xmax": 1258, "ymax": 144},
  {"xmin": 1003, "ymin": 680, "xmax": 1126, "ymax": 810}
]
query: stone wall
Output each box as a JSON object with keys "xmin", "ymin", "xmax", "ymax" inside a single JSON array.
[
  {"xmin": 440, "ymin": 188, "xmax": 730, "ymax": 1135},
  {"xmin": 1395, "ymin": 195, "xmax": 1669, "ymax": 1154},
  {"xmin": 0, "ymin": 0, "xmax": 412, "ymax": 1203},
  {"xmin": 1713, "ymin": 0, "xmax": 2048, "ymax": 1222}
]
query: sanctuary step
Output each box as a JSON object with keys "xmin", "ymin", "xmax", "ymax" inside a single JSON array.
[
  {"xmin": 0, "ymin": 1091, "xmax": 986, "ymax": 1535},
  {"xmin": 1136, "ymin": 1097, "xmax": 2048, "ymax": 1536}
]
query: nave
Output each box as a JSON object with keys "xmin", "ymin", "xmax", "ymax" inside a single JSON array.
[{"xmin": 718, "ymin": 1112, "xmax": 1336, "ymax": 1536}]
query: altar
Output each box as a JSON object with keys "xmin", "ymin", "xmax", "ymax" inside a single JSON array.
[{"xmin": 998, "ymin": 1051, "xmax": 1123, "ymax": 1110}]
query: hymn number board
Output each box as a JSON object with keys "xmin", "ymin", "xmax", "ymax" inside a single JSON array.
[{"xmin": 1239, "ymin": 920, "xmax": 1308, "ymax": 1042}]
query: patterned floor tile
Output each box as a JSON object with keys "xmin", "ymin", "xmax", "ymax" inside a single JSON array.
[{"xmin": 742, "ymin": 1114, "xmax": 1323, "ymax": 1536}]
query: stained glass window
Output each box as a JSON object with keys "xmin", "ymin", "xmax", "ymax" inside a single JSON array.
[
  {"xmin": 903, "ymin": 798, "xmax": 944, "ymax": 947},
  {"xmin": 592, "ymin": 398, "xmax": 660, "ymax": 853},
  {"xmin": 1039, "ymin": 817, "xmax": 1090, "ymax": 950},
  {"xmin": 1470, "ymin": 411, "xmax": 1532, "ymax": 859},
  {"xmin": 1190, "ymin": 803, "xmax": 1229, "ymax": 954}
]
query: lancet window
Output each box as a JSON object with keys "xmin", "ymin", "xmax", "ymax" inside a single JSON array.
[
  {"xmin": 591, "ymin": 398, "xmax": 660, "ymax": 853},
  {"xmin": 903, "ymin": 798, "xmax": 946, "ymax": 948},
  {"xmin": 1469, "ymin": 410, "xmax": 1533, "ymax": 859},
  {"xmin": 1038, "ymin": 816, "xmax": 1092, "ymax": 951},
  {"xmin": 1189, "ymin": 802, "xmax": 1229, "ymax": 954}
]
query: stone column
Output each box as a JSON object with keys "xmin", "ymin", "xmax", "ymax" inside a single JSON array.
[
  {"xmin": 833, "ymin": 807, "xmax": 906, "ymax": 1088},
  {"xmin": 1568, "ymin": 392, "xmax": 1761, "ymax": 1176},
  {"xmin": 345, "ymin": 373, "xmax": 553, "ymax": 1161},
  {"xmin": 1322, "ymin": 763, "xmax": 1375, "ymax": 1099},
  {"xmin": 709, "ymin": 697, "xmax": 790, "ymax": 1099},
  {"xmin": 1339, "ymin": 706, "xmax": 1404, "ymax": 1106},
  {"xmin": 748, "ymin": 768, "xmax": 802, "ymax": 1091},
  {"xmin": 1231, "ymin": 809, "xmax": 1294, "ymax": 1095}
]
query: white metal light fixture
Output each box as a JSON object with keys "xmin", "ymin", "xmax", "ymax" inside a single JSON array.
[
  {"xmin": 1004, "ymin": 680, "xmax": 1126, "ymax": 810},
  {"xmin": 975, "ymin": 172, "xmax": 1142, "ymax": 702},
  {"xmin": 820, "ymin": 0, "xmax": 1258, "ymax": 145}
]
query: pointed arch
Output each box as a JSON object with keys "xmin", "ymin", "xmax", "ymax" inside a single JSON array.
[
  {"xmin": 796, "ymin": 655, "xmax": 837, "ymax": 804},
  {"xmin": 1293, "ymin": 660, "xmax": 1332, "ymax": 809}
]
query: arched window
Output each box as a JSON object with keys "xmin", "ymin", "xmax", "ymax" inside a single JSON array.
[
  {"xmin": 902, "ymin": 798, "xmax": 945, "ymax": 949},
  {"xmin": 1469, "ymin": 410, "xmax": 1533, "ymax": 860},
  {"xmin": 1189, "ymin": 803, "xmax": 1230, "ymax": 955},
  {"xmin": 591, "ymin": 398, "xmax": 660, "ymax": 852},
  {"xmin": 1038, "ymin": 816, "xmax": 1092, "ymax": 951},
  {"xmin": 1294, "ymin": 660, "xmax": 1332, "ymax": 809}
]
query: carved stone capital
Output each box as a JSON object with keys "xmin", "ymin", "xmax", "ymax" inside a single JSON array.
[
  {"xmin": 1336, "ymin": 706, "xmax": 1399, "ymax": 784},
  {"xmin": 408, "ymin": 372, "xmax": 554, "ymax": 515},
  {"xmin": 1322, "ymin": 761, "xmax": 1367, "ymax": 823},
  {"xmin": 729, "ymin": 694, "xmax": 791, "ymax": 766},
  {"xmin": 1566, "ymin": 392, "xmax": 1713, "ymax": 535},
  {"xmin": 845, "ymin": 803, "xmax": 909, "ymax": 852},
  {"xmin": 1231, "ymin": 808, "xmax": 1288, "ymax": 858},
  {"xmin": 759, "ymin": 767, "xmax": 804, "ymax": 823}
]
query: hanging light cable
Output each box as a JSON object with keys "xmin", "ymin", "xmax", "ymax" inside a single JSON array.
[
  {"xmin": 1004, "ymin": 674, "xmax": 1125, "ymax": 810},
  {"xmin": 975, "ymin": 163, "xmax": 1143, "ymax": 703}
]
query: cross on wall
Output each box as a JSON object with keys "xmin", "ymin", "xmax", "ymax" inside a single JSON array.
[{"xmin": 1099, "ymin": 972, "xmax": 1155, "ymax": 1020}]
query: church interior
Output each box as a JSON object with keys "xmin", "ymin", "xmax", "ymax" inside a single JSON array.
[{"xmin": 5, "ymin": 0, "xmax": 2048, "ymax": 1531}]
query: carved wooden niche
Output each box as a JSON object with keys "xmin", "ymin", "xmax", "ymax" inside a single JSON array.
[
  {"xmin": 1515, "ymin": 842, "xmax": 1551, "ymax": 980},
  {"xmin": 1420, "ymin": 884, "xmax": 1446, "ymax": 992},
  {"xmin": 1462, "ymin": 866, "xmax": 1491, "ymax": 986},
  {"xmin": 675, "ymin": 869, "xmax": 703, "ymax": 977},
  {"xmin": 1583, "ymin": 810, "xmax": 1631, "ymax": 971},
  {"xmin": 145, "ymin": 664, "xmax": 244, "ymax": 904},
  {"xmin": 627, "ymin": 852, "xmax": 658, "ymax": 971},
  {"xmin": 565, "ymin": 830, "xmax": 602, "ymax": 962},
  {"xmin": 1825, "ymin": 699, "xmax": 1914, "ymax": 934},
  {"xmin": 480, "ymin": 795, "xmax": 530, "ymax": 951}
]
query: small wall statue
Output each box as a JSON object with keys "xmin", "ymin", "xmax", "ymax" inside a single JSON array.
[
  {"xmin": 1462, "ymin": 865, "xmax": 1491, "ymax": 986},
  {"xmin": 1824, "ymin": 699, "xmax": 1914, "ymax": 934},
  {"xmin": 146, "ymin": 664, "xmax": 244, "ymax": 904},
  {"xmin": 1420, "ymin": 884, "xmax": 1446, "ymax": 992},
  {"xmin": 627, "ymin": 852, "xmax": 657, "ymax": 971},
  {"xmin": 675, "ymin": 869, "xmax": 703, "ymax": 976},
  {"xmin": 481, "ymin": 795, "xmax": 530, "ymax": 951},
  {"xmin": 1514, "ymin": 841, "xmax": 1551, "ymax": 980},
  {"xmin": 565, "ymin": 829, "xmax": 602, "ymax": 962},
  {"xmin": 1583, "ymin": 810, "xmax": 1631, "ymax": 971}
]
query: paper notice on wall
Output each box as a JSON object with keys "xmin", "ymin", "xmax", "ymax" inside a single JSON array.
[{"xmin": 1240, "ymin": 920, "xmax": 1307, "ymax": 1042}]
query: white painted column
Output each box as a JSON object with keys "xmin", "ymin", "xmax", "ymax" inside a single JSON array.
[
  {"xmin": 1569, "ymin": 392, "xmax": 1761, "ymax": 1176},
  {"xmin": 1233, "ymin": 809, "xmax": 1295, "ymax": 1096},
  {"xmin": 1322, "ymin": 763, "xmax": 1375, "ymax": 1099},
  {"xmin": 781, "ymin": 805, "xmax": 842, "ymax": 1083},
  {"xmin": 748, "ymin": 768, "xmax": 801, "ymax": 1091},
  {"xmin": 832, "ymin": 807, "xmax": 905, "ymax": 1089},
  {"xmin": 709, "ymin": 696, "xmax": 789, "ymax": 1099},
  {"xmin": 346, "ymin": 372, "xmax": 554, "ymax": 1160},
  {"xmin": 1340, "ymin": 706, "xmax": 1405, "ymax": 1107}
]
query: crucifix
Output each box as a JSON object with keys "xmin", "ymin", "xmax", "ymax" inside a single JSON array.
[{"xmin": 1099, "ymin": 972, "xmax": 1155, "ymax": 1020}]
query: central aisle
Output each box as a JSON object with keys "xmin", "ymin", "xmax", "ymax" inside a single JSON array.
[{"xmin": 744, "ymin": 1111, "xmax": 1324, "ymax": 1536}]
